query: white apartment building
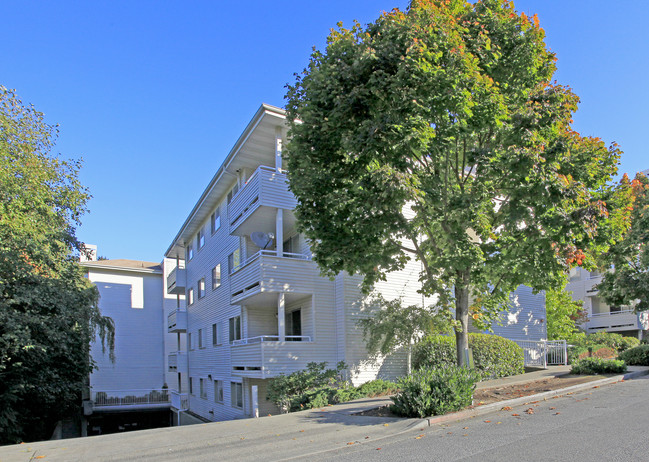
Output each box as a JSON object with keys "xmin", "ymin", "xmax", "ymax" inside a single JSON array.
[
  {"xmin": 567, "ymin": 267, "xmax": 648, "ymax": 339},
  {"xmin": 163, "ymin": 104, "xmax": 547, "ymax": 423},
  {"xmin": 80, "ymin": 254, "xmax": 179, "ymax": 434}
]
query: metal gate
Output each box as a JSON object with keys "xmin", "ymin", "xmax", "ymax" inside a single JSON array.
[{"xmin": 513, "ymin": 340, "xmax": 567, "ymax": 369}]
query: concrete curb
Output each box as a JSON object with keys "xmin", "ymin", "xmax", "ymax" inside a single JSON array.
[{"xmin": 416, "ymin": 368, "xmax": 649, "ymax": 427}]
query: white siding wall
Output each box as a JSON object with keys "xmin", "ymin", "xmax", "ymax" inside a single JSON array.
[{"xmin": 88, "ymin": 270, "xmax": 166, "ymax": 392}]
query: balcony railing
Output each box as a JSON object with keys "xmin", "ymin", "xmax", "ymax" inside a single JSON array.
[
  {"xmin": 228, "ymin": 165, "xmax": 297, "ymax": 235},
  {"xmin": 91, "ymin": 389, "xmax": 170, "ymax": 408},
  {"xmin": 167, "ymin": 266, "xmax": 186, "ymax": 295},
  {"xmin": 168, "ymin": 310, "xmax": 187, "ymax": 332},
  {"xmin": 229, "ymin": 250, "xmax": 314, "ymax": 303},
  {"xmin": 168, "ymin": 351, "xmax": 187, "ymax": 372},
  {"xmin": 170, "ymin": 391, "xmax": 189, "ymax": 411},
  {"xmin": 587, "ymin": 309, "xmax": 641, "ymax": 331},
  {"xmin": 231, "ymin": 335, "xmax": 311, "ymax": 346}
]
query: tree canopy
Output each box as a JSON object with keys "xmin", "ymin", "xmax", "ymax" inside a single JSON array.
[
  {"xmin": 0, "ymin": 86, "xmax": 114, "ymax": 444},
  {"xmin": 597, "ymin": 172, "xmax": 649, "ymax": 311},
  {"xmin": 545, "ymin": 276, "xmax": 585, "ymax": 340},
  {"xmin": 285, "ymin": 0, "xmax": 629, "ymax": 365}
]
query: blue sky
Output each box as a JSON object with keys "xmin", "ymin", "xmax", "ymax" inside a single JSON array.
[{"xmin": 3, "ymin": 1, "xmax": 647, "ymax": 263}]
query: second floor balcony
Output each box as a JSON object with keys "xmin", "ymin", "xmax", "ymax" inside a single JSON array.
[
  {"xmin": 168, "ymin": 309, "xmax": 187, "ymax": 333},
  {"xmin": 586, "ymin": 309, "xmax": 646, "ymax": 333},
  {"xmin": 168, "ymin": 351, "xmax": 187, "ymax": 373}
]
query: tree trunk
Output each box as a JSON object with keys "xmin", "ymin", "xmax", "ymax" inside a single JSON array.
[{"xmin": 455, "ymin": 280, "xmax": 470, "ymax": 367}]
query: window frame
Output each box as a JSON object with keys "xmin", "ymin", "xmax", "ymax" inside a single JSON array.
[
  {"xmin": 229, "ymin": 316, "xmax": 241, "ymax": 343},
  {"xmin": 197, "ymin": 228, "xmax": 205, "ymax": 250},
  {"xmin": 211, "ymin": 208, "xmax": 221, "ymax": 235},
  {"xmin": 231, "ymin": 382, "xmax": 243, "ymax": 409},
  {"xmin": 212, "ymin": 264, "xmax": 221, "ymax": 290},
  {"xmin": 187, "ymin": 287, "xmax": 194, "ymax": 306},
  {"xmin": 214, "ymin": 380, "xmax": 224, "ymax": 403},
  {"xmin": 198, "ymin": 278, "xmax": 206, "ymax": 299},
  {"xmin": 212, "ymin": 322, "xmax": 221, "ymax": 346}
]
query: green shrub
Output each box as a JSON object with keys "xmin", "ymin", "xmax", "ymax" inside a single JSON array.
[
  {"xmin": 618, "ymin": 345, "xmax": 649, "ymax": 366},
  {"xmin": 570, "ymin": 332, "xmax": 639, "ymax": 352},
  {"xmin": 357, "ymin": 379, "xmax": 399, "ymax": 397},
  {"xmin": 413, "ymin": 333, "xmax": 524, "ymax": 379},
  {"xmin": 571, "ymin": 357, "xmax": 627, "ymax": 375},
  {"xmin": 641, "ymin": 337, "xmax": 649, "ymax": 345},
  {"xmin": 390, "ymin": 366, "xmax": 480, "ymax": 418}
]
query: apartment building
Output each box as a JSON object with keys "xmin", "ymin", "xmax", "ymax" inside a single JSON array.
[
  {"xmin": 566, "ymin": 267, "xmax": 648, "ymax": 339},
  {"xmin": 163, "ymin": 104, "xmax": 547, "ymax": 423},
  {"xmin": 80, "ymin": 253, "xmax": 178, "ymax": 434}
]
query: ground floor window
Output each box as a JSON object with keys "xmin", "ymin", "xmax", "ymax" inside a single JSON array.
[
  {"xmin": 214, "ymin": 380, "xmax": 224, "ymax": 403},
  {"xmin": 231, "ymin": 382, "xmax": 243, "ymax": 409}
]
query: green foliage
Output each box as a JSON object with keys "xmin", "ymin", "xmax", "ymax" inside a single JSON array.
[
  {"xmin": 545, "ymin": 276, "xmax": 585, "ymax": 340},
  {"xmin": 285, "ymin": 0, "xmax": 627, "ymax": 367},
  {"xmin": 266, "ymin": 362, "xmax": 348, "ymax": 413},
  {"xmin": 570, "ymin": 332, "xmax": 639, "ymax": 352},
  {"xmin": 571, "ymin": 357, "xmax": 627, "ymax": 375},
  {"xmin": 390, "ymin": 366, "xmax": 480, "ymax": 418},
  {"xmin": 358, "ymin": 295, "xmax": 451, "ymax": 373},
  {"xmin": 0, "ymin": 86, "xmax": 114, "ymax": 444},
  {"xmin": 266, "ymin": 362, "xmax": 398, "ymax": 413},
  {"xmin": 413, "ymin": 333, "xmax": 524, "ymax": 379},
  {"xmin": 618, "ymin": 345, "xmax": 649, "ymax": 366},
  {"xmin": 598, "ymin": 173, "xmax": 649, "ymax": 311},
  {"xmin": 357, "ymin": 379, "xmax": 399, "ymax": 398}
]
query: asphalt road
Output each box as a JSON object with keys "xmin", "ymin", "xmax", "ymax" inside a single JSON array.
[{"xmin": 312, "ymin": 375, "xmax": 649, "ymax": 462}]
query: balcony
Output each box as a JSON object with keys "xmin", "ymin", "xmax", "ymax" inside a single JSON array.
[
  {"xmin": 170, "ymin": 391, "xmax": 189, "ymax": 411},
  {"xmin": 228, "ymin": 166, "xmax": 297, "ymax": 236},
  {"xmin": 89, "ymin": 389, "xmax": 170, "ymax": 413},
  {"xmin": 167, "ymin": 266, "xmax": 186, "ymax": 295},
  {"xmin": 586, "ymin": 309, "xmax": 644, "ymax": 333},
  {"xmin": 168, "ymin": 310, "xmax": 187, "ymax": 333},
  {"xmin": 168, "ymin": 351, "xmax": 187, "ymax": 373},
  {"xmin": 231, "ymin": 336, "xmax": 331, "ymax": 379},
  {"xmin": 229, "ymin": 250, "xmax": 315, "ymax": 304}
]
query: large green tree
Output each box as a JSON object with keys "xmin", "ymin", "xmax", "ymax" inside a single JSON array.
[
  {"xmin": 0, "ymin": 86, "xmax": 113, "ymax": 444},
  {"xmin": 597, "ymin": 172, "xmax": 649, "ymax": 311},
  {"xmin": 545, "ymin": 276, "xmax": 585, "ymax": 340},
  {"xmin": 285, "ymin": 0, "xmax": 628, "ymax": 366}
]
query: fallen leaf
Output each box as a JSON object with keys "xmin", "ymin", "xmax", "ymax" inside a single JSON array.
[
  {"xmin": 365, "ymin": 436, "xmax": 370, "ymax": 439},
  {"xmin": 592, "ymin": 386, "xmax": 599, "ymax": 389},
  {"xmin": 347, "ymin": 442, "xmax": 355, "ymax": 445},
  {"xmin": 525, "ymin": 408, "xmax": 534, "ymax": 415},
  {"xmin": 512, "ymin": 413, "xmax": 520, "ymax": 416},
  {"xmin": 463, "ymin": 427, "xmax": 469, "ymax": 429},
  {"xmin": 554, "ymin": 412, "xmax": 561, "ymax": 415},
  {"xmin": 501, "ymin": 406, "xmax": 512, "ymax": 411},
  {"xmin": 35, "ymin": 457, "xmax": 45, "ymax": 460},
  {"xmin": 299, "ymin": 430, "xmax": 305, "ymax": 432},
  {"xmin": 463, "ymin": 434, "xmax": 468, "ymax": 437},
  {"xmin": 484, "ymin": 420, "xmax": 491, "ymax": 423},
  {"xmin": 496, "ymin": 422, "xmax": 502, "ymax": 424},
  {"xmin": 376, "ymin": 448, "xmax": 382, "ymax": 451},
  {"xmin": 383, "ymin": 423, "xmax": 389, "ymax": 427},
  {"xmin": 447, "ymin": 432, "xmax": 453, "ymax": 435}
]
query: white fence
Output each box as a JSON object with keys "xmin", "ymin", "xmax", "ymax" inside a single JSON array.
[
  {"xmin": 513, "ymin": 340, "xmax": 567, "ymax": 369},
  {"xmin": 92, "ymin": 389, "xmax": 170, "ymax": 407}
]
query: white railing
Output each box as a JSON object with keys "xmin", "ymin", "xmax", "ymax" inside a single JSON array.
[
  {"xmin": 513, "ymin": 340, "xmax": 567, "ymax": 369},
  {"xmin": 590, "ymin": 308, "xmax": 634, "ymax": 317},
  {"xmin": 230, "ymin": 249, "xmax": 311, "ymax": 275},
  {"xmin": 170, "ymin": 391, "xmax": 189, "ymax": 411},
  {"xmin": 92, "ymin": 389, "xmax": 170, "ymax": 407},
  {"xmin": 232, "ymin": 335, "xmax": 312, "ymax": 346}
]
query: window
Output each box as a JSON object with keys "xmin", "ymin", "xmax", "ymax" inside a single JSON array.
[
  {"xmin": 188, "ymin": 332, "xmax": 193, "ymax": 350},
  {"xmin": 212, "ymin": 264, "xmax": 221, "ymax": 289},
  {"xmin": 189, "ymin": 377, "xmax": 194, "ymax": 395},
  {"xmin": 200, "ymin": 378, "xmax": 206, "ymax": 399},
  {"xmin": 212, "ymin": 323, "xmax": 221, "ymax": 346},
  {"xmin": 214, "ymin": 380, "xmax": 224, "ymax": 403},
  {"xmin": 211, "ymin": 208, "xmax": 221, "ymax": 234},
  {"xmin": 228, "ymin": 249, "xmax": 240, "ymax": 274},
  {"xmin": 227, "ymin": 183, "xmax": 239, "ymax": 204},
  {"xmin": 187, "ymin": 287, "xmax": 194, "ymax": 306},
  {"xmin": 283, "ymin": 234, "xmax": 300, "ymax": 255},
  {"xmin": 198, "ymin": 278, "xmax": 206, "ymax": 299},
  {"xmin": 231, "ymin": 382, "xmax": 243, "ymax": 408},
  {"xmin": 197, "ymin": 229, "xmax": 205, "ymax": 249},
  {"xmin": 229, "ymin": 316, "xmax": 241, "ymax": 343},
  {"xmin": 198, "ymin": 328, "xmax": 204, "ymax": 348},
  {"xmin": 187, "ymin": 244, "xmax": 194, "ymax": 261}
]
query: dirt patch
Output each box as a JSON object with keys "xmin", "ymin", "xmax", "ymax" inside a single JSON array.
[{"xmin": 355, "ymin": 374, "xmax": 607, "ymax": 418}]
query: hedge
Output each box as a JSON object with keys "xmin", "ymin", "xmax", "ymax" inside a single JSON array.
[
  {"xmin": 618, "ymin": 345, "xmax": 649, "ymax": 366},
  {"xmin": 413, "ymin": 333, "xmax": 524, "ymax": 379},
  {"xmin": 571, "ymin": 357, "xmax": 627, "ymax": 375}
]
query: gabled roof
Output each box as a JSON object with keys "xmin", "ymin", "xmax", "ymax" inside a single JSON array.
[
  {"xmin": 80, "ymin": 259, "xmax": 163, "ymax": 274},
  {"xmin": 164, "ymin": 103, "xmax": 287, "ymax": 259}
]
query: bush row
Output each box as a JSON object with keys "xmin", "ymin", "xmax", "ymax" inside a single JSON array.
[
  {"xmin": 618, "ymin": 345, "xmax": 649, "ymax": 366},
  {"xmin": 571, "ymin": 357, "xmax": 627, "ymax": 375},
  {"xmin": 568, "ymin": 332, "xmax": 640, "ymax": 352},
  {"xmin": 266, "ymin": 362, "xmax": 398, "ymax": 413},
  {"xmin": 413, "ymin": 333, "xmax": 524, "ymax": 379}
]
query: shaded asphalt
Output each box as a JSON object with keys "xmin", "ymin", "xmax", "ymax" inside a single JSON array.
[{"xmin": 0, "ymin": 366, "xmax": 647, "ymax": 462}]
